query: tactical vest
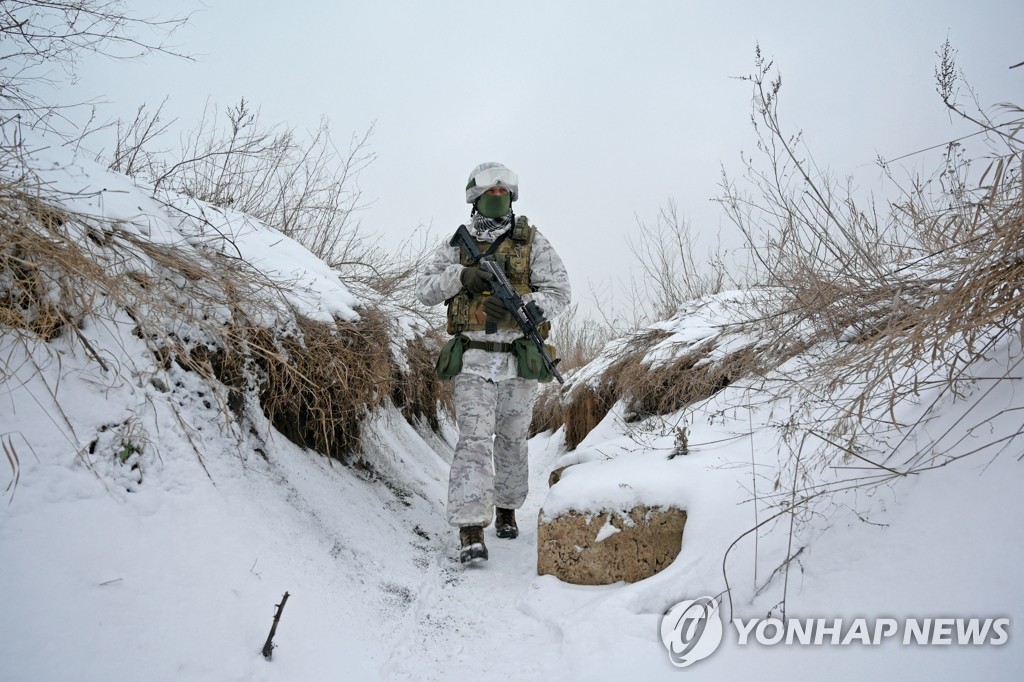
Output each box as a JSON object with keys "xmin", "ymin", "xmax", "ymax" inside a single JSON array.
[{"xmin": 447, "ymin": 215, "xmax": 543, "ymax": 336}]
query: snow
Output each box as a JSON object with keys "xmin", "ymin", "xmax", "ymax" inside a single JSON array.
[
  {"xmin": 2, "ymin": 129, "xmax": 1023, "ymax": 681},
  {"xmin": 9, "ymin": 138, "xmax": 361, "ymax": 324},
  {"xmin": 594, "ymin": 518, "xmax": 622, "ymax": 543}
]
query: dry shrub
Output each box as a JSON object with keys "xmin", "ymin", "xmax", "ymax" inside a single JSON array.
[
  {"xmin": 107, "ymin": 98, "xmax": 374, "ymax": 270},
  {"xmin": 621, "ymin": 342, "xmax": 763, "ymax": 422},
  {"xmin": 0, "ymin": 260, "xmax": 66, "ymax": 340},
  {"xmin": 558, "ymin": 330, "xmax": 668, "ymax": 448},
  {"xmin": 814, "ymin": 159, "xmax": 1024, "ymax": 471},
  {"xmin": 561, "ymin": 383, "xmax": 617, "ymax": 450},
  {"xmin": 532, "ymin": 330, "xmax": 672, "ymax": 449},
  {"xmin": 392, "ymin": 327, "xmax": 452, "ymax": 432},
  {"xmin": 627, "ymin": 199, "xmax": 731, "ymax": 322},
  {"xmin": 1, "ymin": 155, "xmax": 442, "ymax": 467},
  {"xmin": 717, "ymin": 44, "xmax": 1024, "ymax": 481},
  {"xmin": 547, "ymin": 303, "xmax": 614, "ymax": 373},
  {"xmin": 0, "ymin": 190, "xmax": 108, "ymax": 348},
  {"xmin": 188, "ymin": 307, "xmax": 428, "ymax": 464},
  {"xmin": 251, "ymin": 311, "xmax": 392, "ymax": 462},
  {"xmin": 0, "ymin": 2, "xmax": 188, "ymax": 131},
  {"xmin": 534, "ymin": 326, "xmax": 773, "ymax": 449},
  {"xmin": 529, "ymin": 383, "xmax": 566, "ymax": 438},
  {"xmin": 183, "ymin": 294, "xmax": 446, "ymax": 464}
]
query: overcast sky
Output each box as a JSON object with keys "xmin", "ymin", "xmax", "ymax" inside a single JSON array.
[{"xmin": 50, "ymin": 0, "xmax": 1024, "ymax": 322}]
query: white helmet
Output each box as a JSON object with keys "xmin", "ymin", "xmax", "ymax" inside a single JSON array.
[{"xmin": 465, "ymin": 162, "xmax": 519, "ymax": 203}]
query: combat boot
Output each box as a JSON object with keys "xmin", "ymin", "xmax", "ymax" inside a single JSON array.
[
  {"xmin": 495, "ymin": 507, "xmax": 519, "ymax": 539},
  {"xmin": 459, "ymin": 525, "xmax": 488, "ymax": 563}
]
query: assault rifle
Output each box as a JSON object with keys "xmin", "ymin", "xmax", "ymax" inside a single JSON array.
[{"xmin": 450, "ymin": 224, "xmax": 564, "ymax": 384}]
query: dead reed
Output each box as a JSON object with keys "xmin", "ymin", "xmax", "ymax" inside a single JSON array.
[{"xmin": 1, "ymin": 163, "xmax": 443, "ymax": 466}]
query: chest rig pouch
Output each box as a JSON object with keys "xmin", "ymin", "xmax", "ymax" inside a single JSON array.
[{"xmin": 447, "ymin": 216, "xmax": 535, "ymax": 336}]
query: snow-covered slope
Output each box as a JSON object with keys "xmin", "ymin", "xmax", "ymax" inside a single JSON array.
[{"xmin": 1, "ymin": 132, "xmax": 1021, "ymax": 681}]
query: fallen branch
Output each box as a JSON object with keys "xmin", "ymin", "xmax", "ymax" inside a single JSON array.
[{"xmin": 261, "ymin": 591, "xmax": 290, "ymax": 660}]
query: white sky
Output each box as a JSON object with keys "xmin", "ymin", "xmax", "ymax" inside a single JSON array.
[{"xmin": 50, "ymin": 0, "xmax": 1024, "ymax": 321}]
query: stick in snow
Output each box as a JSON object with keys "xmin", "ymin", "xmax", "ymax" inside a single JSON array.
[{"xmin": 261, "ymin": 591, "xmax": 290, "ymax": 660}]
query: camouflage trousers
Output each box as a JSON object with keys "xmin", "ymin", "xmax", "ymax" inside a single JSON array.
[{"xmin": 448, "ymin": 372, "xmax": 538, "ymax": 527}]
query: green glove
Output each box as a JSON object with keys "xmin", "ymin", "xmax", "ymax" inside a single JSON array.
[
  {"xmin": 460, "ymin": 266, "xmax": 494, "ymax": 295},
  {"xmin": 483, "ymin": 295, "xmax": 512, "ymax": 324}
]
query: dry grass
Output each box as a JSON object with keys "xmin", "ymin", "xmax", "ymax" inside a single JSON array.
[
  {"xmin": 264, "ymin": 313, "xmax": 389, "ymax": 460},
  {"xmin": 712, "ymin": 48, "xmax": 1024, "ymax": 477},
  {"xmin": 532, "ymin": 330, "xmax": 666, "ymax": 448},
  {"xmin": 712, "ymin": 158, "xmax": 1024, "ymax": 616},
  {"xmin": 107, "ymin": 98, "xmax": 376, "ymax": 272},
  {"xmin": 559, "ymin": 384, "xmax": 617, "ymax": 450},
  {"xmin": 691, "ymin": 46, "xmax": 1024, "ymax": 619},
  {"xmin": 536, "ymin": 94, "xmax": 1022, "ymax": 467},
  {"xmin": 0, "ymin": 191, "xmax": 107, "ymax": 351},
  {"xmin": 535, "ymin": 47, "xmax": 1024, "ymax": 619},
  {"xmin": 546, "ymin": 303, "xmax": 616, "ymax": 374},
  {"xmin": 1, "ymin": 150, "xmax": 444, "ymax": 468},
  {"xmin": 392, "ymin": 326, "xmax": 453, "ymax": 432},
  {"xmin": 533, "ymin": 326, "xmax": 780, "ymax": 449},
  {"xmin": 815, "ymin": 163, "xmax": 1023, "ymax": 471}
]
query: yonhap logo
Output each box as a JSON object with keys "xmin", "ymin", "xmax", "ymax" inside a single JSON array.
[
  {"xmin": 658, "ymin": 598, "xmax": 1009, "ymax": 668},
  {"xmin": 660, "ymin": 596, "xmax": 724, "ymax": 667}
]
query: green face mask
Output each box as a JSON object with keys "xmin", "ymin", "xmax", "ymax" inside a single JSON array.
[{"xmin": 476, "ymin": 193, "xmax": 511, "ymax": 219}]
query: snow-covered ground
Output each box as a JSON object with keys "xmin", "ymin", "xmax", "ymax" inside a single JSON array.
[{"xmin": 1, "ymin": 132, "xmax": 1022, "ymax": 681}]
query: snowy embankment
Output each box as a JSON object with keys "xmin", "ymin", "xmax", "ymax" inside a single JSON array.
[{"xmin": 2, "ymin": 134, "xmax": 1022, "ymax": 680}]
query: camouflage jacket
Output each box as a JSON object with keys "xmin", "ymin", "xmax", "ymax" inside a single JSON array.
[{"xmin": 417, "ymin": 218, "xmax": 571, "ymax": 382}]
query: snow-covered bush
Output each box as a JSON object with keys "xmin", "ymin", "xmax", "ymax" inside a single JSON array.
[{"xmin": 0, "ymin": 124, "xmax": 446, "ymax": 478}]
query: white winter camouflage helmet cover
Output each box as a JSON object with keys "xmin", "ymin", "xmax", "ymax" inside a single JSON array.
[{"xmin": 465, "ymin": 162, "xmax": 519, "ymax": 203}]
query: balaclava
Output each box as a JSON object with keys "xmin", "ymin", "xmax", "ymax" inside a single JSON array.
[{"xmin": 475, "ymin": 191, "xmax": 511, "ymax": 219}]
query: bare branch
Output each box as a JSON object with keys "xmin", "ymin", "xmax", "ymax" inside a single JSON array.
[{"xmin": 0, "ymin": 1, "xmax": 192, "ymax": 130}]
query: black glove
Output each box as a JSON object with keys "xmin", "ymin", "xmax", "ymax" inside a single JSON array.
[
  {"xmin": 483, "ymin": 295, "xmax": 512, "ymax": 324},
  {"xmin": 460, "ymin": 266, "xmax": 494, "ymax": 294}
]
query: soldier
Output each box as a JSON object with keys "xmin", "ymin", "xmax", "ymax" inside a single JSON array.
[{"xmin": 417, "ymin": 162, "xmax": 571, "ymax": 563}]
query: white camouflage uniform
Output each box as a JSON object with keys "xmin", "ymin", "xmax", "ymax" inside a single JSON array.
[{"xmin": 417, "ymin": 216, "xmax": 571, "ymax": 527}]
